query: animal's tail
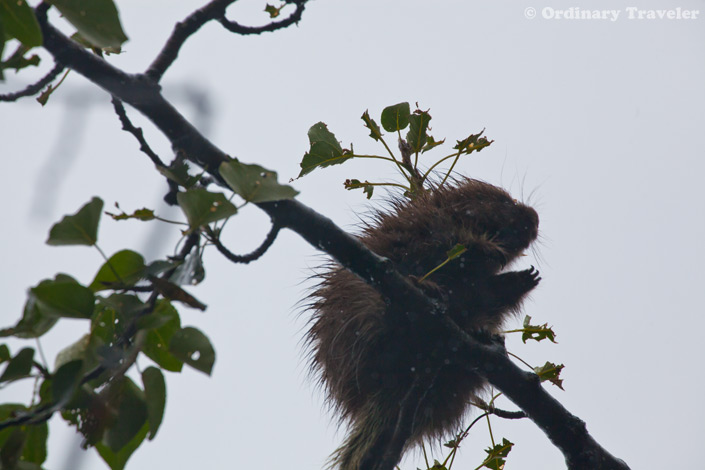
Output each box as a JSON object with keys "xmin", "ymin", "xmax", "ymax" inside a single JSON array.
[
  {"xmin": 331, "ymin": 414, "xmax": 395, "ymax": 470},
  {"xmin": 331, "ymin": 397, "xmax": 423, "ymax": 470}
]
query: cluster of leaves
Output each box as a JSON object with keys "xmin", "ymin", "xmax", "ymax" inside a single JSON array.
[
  {"xmin": 298, "ymin": 101, "xmax": 493, "ymax": 199},
  {"xmin": 0, "ymin": 155, "xmax": 297, "ymax": 469},
  {"xmin": 0, "ymin": 0, "xmax": 128, "ymax": 79}
]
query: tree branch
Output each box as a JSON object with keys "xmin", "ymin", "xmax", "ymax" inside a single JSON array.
[
  {"xmin": 34, "ymin": 8, "xmax": 630, "ymax": 469},
  {"xmin": 36, "ymin": 5, "xmax": 229, "ymax": 176},
  {"xmin": 206, "ymin": 221, "xmax": 281, "ymax": 264},
  {"xmin": 0, "ymin": 60, "xmax": 65, "ymax": 102},
  {"xmin": 145, "ymin": 0, "xmax": 237, "ymax": 81},
  {"xmin": 110, "ymin": 96, "xmax": 165, "ymax": 167}
]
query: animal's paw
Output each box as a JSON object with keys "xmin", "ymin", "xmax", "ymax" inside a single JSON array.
[{"xmin": 518, "ymin": 266, "xmax": 541, "ymax": 289}]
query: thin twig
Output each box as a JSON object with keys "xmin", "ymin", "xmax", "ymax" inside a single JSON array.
[
  {"xmin": 490, "ymin": 407, "xmax": 527, "ymax": 420},
  {"xmin": 0, "ymin": 61, "xmax": 65, "ymax": 102},
  {"xmin": 146, "ymin": 0, "xmax": 238, "ymax": 81},
  {"xmin": 110, "ymin": 96, "xmax": 165, "ymax": 167},
  {"xmin": 219, "ymin": 1, "xmax": 307, "ymax": 35},
  {"xmin": 207, "ymin": 221, "xmax": 281, "ymax": 264}
]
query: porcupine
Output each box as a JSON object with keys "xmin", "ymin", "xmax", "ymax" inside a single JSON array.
[{"xmin": 306, "ymin": 178, "xmax": 541, "ymax": 470}]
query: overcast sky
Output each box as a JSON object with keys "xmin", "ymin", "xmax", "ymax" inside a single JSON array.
[{"xmin": 1, "ymin": 1, "xmax": 704, "ymax": 469}]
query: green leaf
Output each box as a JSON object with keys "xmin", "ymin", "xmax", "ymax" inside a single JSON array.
[
  {"xmin": 220, "ymin": 160, "xmax": 299, "ymax": 203},
  {"xmin": 421, "ymin": 135, "xmax": 446, "ymax": 154},
  {"xmin": 453, "ymin": 129, "xmax": 493, "ymax": 155},
  {"xmin": 0, "ymin": 347, "xmax": 34, "ymax": 383},
  {"xmin": 30, "ymin": 274, "xmax": 95, "ymax": 319},
  {"xmin": 96, "ymin": 421, "xmax": 148, "ymax": 470},
  {"xmin": 298, "ymin": 122, "xmax": 348, "ymax": 177},
  {"xmin": 142, "ymin": 301, "xmax": 183, "ymax": 372},
  {"xmin": 406, "ymin": 109, "xmax": 432, "ymax": 153},
  {"xmin": 54, "ymin": 334, "xmax": 90, "ymax": 370},
  {"xmin": 156, "ymin": 162, "xmax": 198, "ymax": 189},
  {"xmin": 521, "ymin": 315, "xmax": 557, "ymax": 343},
  {"xmin": 169, "ymin": 327, "xmax": 215, "ymax": 376},
  {"xmin": 0, "ymin": 405, "xmax": 25, "ymax": 453},
  {"xmin": 264, "ymin": 3, "xmax": 282, "ymax": 18},
  {"xmin": 22, "ymin": 423, "xmax": 48, "ymax": 465},
  {"xmin": 3, "ymin": 274, "xmax": 91, "ymax": 338},
  {"xmin": 0, "ymin": 44, "xmax": 40, "ymax": 78},
  {"xmin": 0, "ymin": 23, "xmax": 5, "ymax": 81},
  {"xmin": 144, "ymin": 260, "xmax": 177, "ymax": 278},
  {"xmin": 343, "ymin": 179, "xmax": 374, "ymax": 199},
  {"xmin": 35, "ymin": 69, "xmax": 68, "ymax": 106},
  {"xmin": 0, "ymin": 428, "xmax": 25, "ymax": 469},
  {"xmin": 102, "ymin": 377, "xmax": 147, "ymax": 452},
  {"xmin": 533, "ymin": 361, "xmax": 565, "ymax": 390},
  {"xmin": 4, "ymin": 295, "xmax": 58, "ymax": 339},
  {"xmin": 170, "ymin": 251, "xmax": 204, "ymax": 286},
  {"xmin": 176, "ymin": 188, "xmax": 237, "ymax": 230},
  {"xmin": 446, "ymin": 243, "xmax": 467, "ymax": 260},
  {"xmin": 0, "ymin": 345, "xmax": 9, "ymax": 363},
  {"xmin": 380, "ymin": 102, "xmax": 410, "ymax": 132},
  {"xmin": 46, "ymin": 197, "xmax": 103, "ymax": 246},
  {"xmin": 150, "ymin": 277, "xmax": 206, "ymax": 311},
  {"xmin": 105, "ymin": 207, "xmax": 156, "ymax": 222},
  {"xmin": 483, "ymin": 438, "xmax": 514, "ymax": 470},
  {"xmin": 51, "ymin": 359, "xmax": 84, "ymax": 408},
  {"xmin": 70, "ymin": 31, "xmax": 121, "ymax": 54},
  {"xmin": 0, "ymin": 0, "xmax": 42, "ymax": 48},
  {"xmin": 361, "ymin": 110, "xmax": 383, "ymax": 141},
  {"xmin": 89, "ymin": 250, "xmax": 146, "ymax": 292},
  {"xmin": 141, "ymin": 367, "xmax": 166, "ymax": 440},
  {"xmin": 47, "ymin": 0, "xmax": 128, "ymax": 49}
]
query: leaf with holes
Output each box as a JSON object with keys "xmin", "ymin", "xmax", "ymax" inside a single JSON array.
[
  {"xmin": 483, "ymin": 438, "xmax": 514, "ymax": 470},
  {"xmin": 534, "ymin": 361, "xmax": 565, "ymax": 390},
  {"xmin": 220, "ymin": 160, "xmax": 298, "ymax": 203},
  {"xmin": 177, "ymin": 188, "xmax": 237, "ymax": 230},
  {"xmin": 298, "ymin": 122, "xmax": 348, "ymax": 177},
  {"xmin": 169, "ymin": 327, "xmax": 215, "ymax": 376},
  {"xmin": 361, "ymin": 110, "xmax": 383, "ymax": 141},
  {"xmin": 406, "ymin": 109, "xmax": 432, "ymax": 153}
]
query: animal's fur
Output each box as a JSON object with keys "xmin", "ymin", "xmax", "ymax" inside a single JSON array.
[{"xmin": 306, "ymin": 179, "xmax": 541, "ymax": 470}]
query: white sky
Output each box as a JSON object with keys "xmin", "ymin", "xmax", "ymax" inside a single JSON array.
[{"xmin": 1, "ymin": 1, "xmax": 704, "ymax": 469}]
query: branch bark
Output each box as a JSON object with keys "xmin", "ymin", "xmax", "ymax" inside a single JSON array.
[{"xmin": 34, "ymin": 6, "xmax": 630, "ymax": 470}]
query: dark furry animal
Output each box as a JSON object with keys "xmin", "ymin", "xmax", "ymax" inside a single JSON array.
[{"xmin": 307, "ymin": 179, "xmax": 540, "ymax": 470}]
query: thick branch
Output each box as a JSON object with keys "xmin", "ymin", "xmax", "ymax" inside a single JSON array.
[{"xmin": 34, "ymin": 9, "xmax": 629, "ymax": 469}]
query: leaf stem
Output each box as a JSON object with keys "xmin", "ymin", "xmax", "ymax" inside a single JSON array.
[{"xmin": 421, "ymin": 151, "xmax": 462, "ymax": 183}]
